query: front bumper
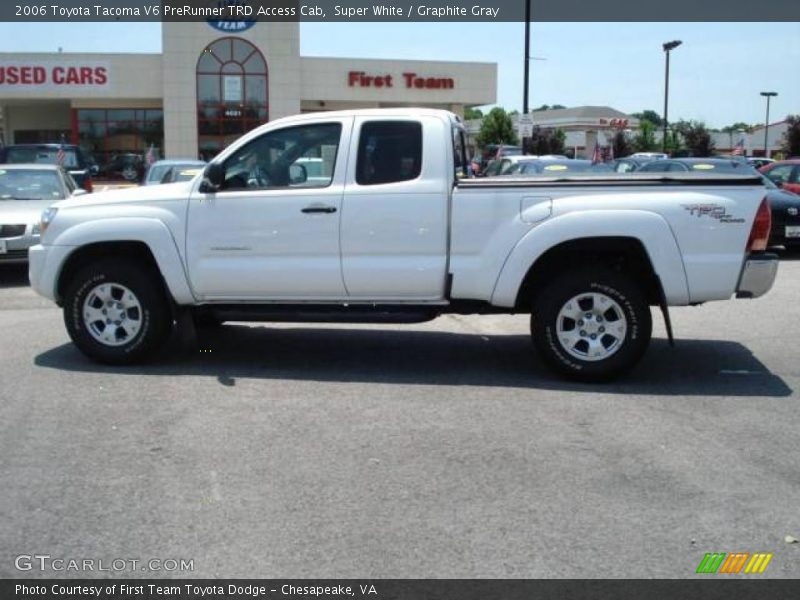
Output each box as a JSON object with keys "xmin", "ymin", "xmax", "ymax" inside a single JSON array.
[
  {"xmin": 736, "ymin": 252, "xmax": 779, "ymax": 299},
  {"xmin": 28, "ymin": 244, "xmax": 74, "ymax": 303}
]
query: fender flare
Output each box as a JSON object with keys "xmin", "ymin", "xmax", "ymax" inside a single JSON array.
[
  {"xmin": 52, "ymin": 217, "xmax": 195, "ymax": 305},
  {"xmin": 491, "ymin": 209, "xmax": 690, "ymax": 307}
]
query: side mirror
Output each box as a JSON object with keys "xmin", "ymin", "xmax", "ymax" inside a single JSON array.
[
  {"xmin": 289, "ymin": 163, "xmax": 308, "ymax": 185},
  {"xmin": 200, "ymin": 162, "xmax": 224, "ymax": 193},
  {"xmin": 72, "ymin": 188, "xmax": 88, "ymax": 197}
]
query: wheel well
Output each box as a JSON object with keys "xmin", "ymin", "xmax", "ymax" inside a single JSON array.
[
  {"xmin": 56, "ymin": 241, "xmax": 164, "ymax": 303},
  {"xmin": 514, "ymin": 237, "xmax": 663, "ymax": 310}
]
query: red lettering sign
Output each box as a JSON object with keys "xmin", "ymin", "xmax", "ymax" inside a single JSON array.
[
  {"xmin": 0, "ymin": 63, "xmax": 108, "ymax": 87},
  {"xmin": 347, "ymin": 70, "xmax": 453, "ymax": 90}
]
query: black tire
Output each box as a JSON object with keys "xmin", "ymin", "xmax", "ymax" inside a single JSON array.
[
  {"xmin": 531, "ymin": 268, "xmax": 652, "ymax": 382},
  {"xmin": 63, "ymin": 258, "xmax": 171, "ymax": 365}
]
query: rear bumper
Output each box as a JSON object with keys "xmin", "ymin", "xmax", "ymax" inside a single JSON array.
[{"xmin": 736, "ymin": 253, "xmax": 779, "ymax": 299}]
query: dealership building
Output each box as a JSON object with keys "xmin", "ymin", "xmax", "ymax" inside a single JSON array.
[{"xmin": 0, "ymin": 20, "xmax": 496, "ymax": 170}]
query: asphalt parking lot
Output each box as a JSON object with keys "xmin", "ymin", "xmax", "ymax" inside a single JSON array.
[{"xmin": 1, "ymin": 254, "xmax": 799, "ymax": 579}]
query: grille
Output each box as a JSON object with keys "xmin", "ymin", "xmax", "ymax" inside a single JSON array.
[{"xmin": 0, "ymin": 224, "xmax": 26, "ymax": 238}]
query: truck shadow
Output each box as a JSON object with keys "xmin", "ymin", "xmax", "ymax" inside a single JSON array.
[
  {"xmin": 0, "ymin": 263, "xmax": 28, "ymax": 288},
  {"xmin": 34, "ymin": 324, "xmax": 792, "ymax": 397}
]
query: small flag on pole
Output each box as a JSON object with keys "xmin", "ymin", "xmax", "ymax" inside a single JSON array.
[
  {"xmin": 145, "ymin": 144, "xmax": 156, "ymax": 166},
  {"xmin": 591, "ymin": 141, "xmax": 602, "ymax": 164},
  {"xmin": 56, "ymin": 136, "xmax": 66, "ymax": 166},
  {"xmin": 732, "ymin": 137, "xmax": 745, "ymax": 156}
]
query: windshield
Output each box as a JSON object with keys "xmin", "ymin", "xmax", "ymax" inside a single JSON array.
[
  {"xmin": 146, "ymin": 164, "xmax": 173, "ymax": 183},
  {"xmin": 5, "ymin": 147, "xmax": 80, "ymax": 169},
  {"xmin": 510, "ymin": 160, "xmax": 613, "ymax": 175},
  {"xmin": 0, "ymin": 168, "xmax": 65, "ymax": 200}
]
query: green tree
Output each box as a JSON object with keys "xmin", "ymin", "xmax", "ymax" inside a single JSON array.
[
  {"xmin": 532, "ymin": 104, "xmax": 566, "ymax": 112},
  {"xmin": 632, "ymin": 110, "xmax": 662, "ymax": 127},
  {"xmin": 528, "ymin": 127, "xmax": 566, "ymax": 155},
  {"xmin": 781, "ymin": 115, "xmax": 800, "ymax": 157},
  {"xmin": 633, "ymin": 120, "xmax": 658, "ymax": 152},
  {"xmin": 464, "ymin": 107, "xmax": 483, "ymax": 120},
  {"xmin": 476, "ymin": 107, "xmax": 518, "ymax": 147},
  {"xmin": 678, "ymin": 121, "xmax": 715, "ymax": 157},
  {"xmin": 611, "ymin": 130, "xmax": 633, "ymax": 158}
]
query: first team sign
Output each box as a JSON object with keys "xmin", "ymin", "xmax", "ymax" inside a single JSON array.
[{"xmin": 0, "ymin": 61, "xmax": 110, "ymax": 89}]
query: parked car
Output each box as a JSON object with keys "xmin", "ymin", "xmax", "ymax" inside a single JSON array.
[
  {"xmin": 0, "ymin": 164, "xmax": 86, "ymax": 263},
  {"xmin": 475, "ymin": 144, "xmax": 522, "ymax": 175},
  {"xmin": 103, "ymin": 153, "xmax": 146, "ymax": 182},
  {"xmin": 0, "ymin": 143, "xmax": 95, "ymax": 192},
  {"xmin": 759, "ymin": 160, "xmax": 800, "ymax": 195},
  {"xmin": 611, "ymin": 157, "xmax": 650, "ymax": 173},
  {"xmin": 29, "ymin": 109, "xmax": 776, "ymax": 381},
  {"xmin": 638, "ymin": 158, "xmax": 800, "ymax": 248},
  {"xmin": 629, "ymin": 152, "xmax": 668, "ymax": 160},
  {"xmin": 505, "ymin": 159, "xmax": 612, "ymax": 175},
  {"xmin": 143, "ymin": 159, "xmax": 206, "ymax": 186},
  {"xmin": 483, "ymin": 154, "xmax": 535, "ymax": 177},
  {"xmin": 160, "ymin": 166, "xmax": 205, "ymax": 184},
  {"xmin": 747, "ymin": 157, "xmax": 775, "ymax": 170}
]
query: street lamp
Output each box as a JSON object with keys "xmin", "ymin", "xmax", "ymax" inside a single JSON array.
[
  {"xmin": 760, "ymin": 91, "xmax": 778, "ymax": 157},
  {"xmin": 662, "ymin": 40, "xmax": 682, "ymax": 154}
]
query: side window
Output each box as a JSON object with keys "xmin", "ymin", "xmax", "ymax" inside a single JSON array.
[
  {"xmin": 765, "ymin": 165, "xmax": 793, "ymax": 184},
  {"xmin": 222, "ymin": 122, "xmax": 341, "ymax": 191},
  {"xmin": 356, "ymin": 121, "xmax": 422, "ymax": 185}
]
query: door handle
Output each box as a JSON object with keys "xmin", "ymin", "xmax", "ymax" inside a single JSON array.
[{"xmin": 301, "ymin": 205, "xmax": 337, "ymax": 214}]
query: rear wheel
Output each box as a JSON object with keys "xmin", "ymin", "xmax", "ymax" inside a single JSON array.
[
  {"xmin": 63, "ymin": 259, "xmax": 171, "ymax": 364},
  {"xmin": 531, "ymin": 268, "xmax": 652, "ymax": 381}
]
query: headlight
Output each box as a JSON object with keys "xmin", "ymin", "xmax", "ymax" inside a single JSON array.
[{"xmin": 39, "ymin": 207, "xmax": 58, "ymax": 236}]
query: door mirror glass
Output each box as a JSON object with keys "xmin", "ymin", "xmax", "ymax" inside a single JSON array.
[
  {"xmin": 289, "ymin": 163, "xmax": 307, "ymax": 185},
  {"xmin": 72, "ymin": 188, "xmax": 88, "ymax": 197},
  {"xmin": 200, "ymin": 162, "xmax": 224, "ymax": 192}
]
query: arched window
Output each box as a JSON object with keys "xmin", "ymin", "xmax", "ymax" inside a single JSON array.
[{"xmin": 196, "ymin": 37, "xmax": 268, "ymax": 160}]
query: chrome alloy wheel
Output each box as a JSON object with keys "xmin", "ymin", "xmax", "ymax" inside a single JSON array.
[
  {"xmin": 555, "ymin": 292, "xmax": 628, "ymax": 362},
  {"xmin": 82, "ymin": 283, "xmax": 143, "ymax": 347}
]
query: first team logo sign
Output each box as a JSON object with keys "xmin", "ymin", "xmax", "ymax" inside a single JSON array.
[{"xmin": 207, "ymin": 0, "xmax": 256, "ymax": 32}]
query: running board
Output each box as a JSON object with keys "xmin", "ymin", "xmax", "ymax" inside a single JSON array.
[{"xmin": 199, "ymin": 304, "xmax": 440, "ymax": 324}]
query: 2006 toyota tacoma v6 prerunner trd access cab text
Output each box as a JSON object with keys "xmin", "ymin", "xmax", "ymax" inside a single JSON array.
[{"xmin": 28, "ymin": 109, "xmax": 778, "ymax": 381}]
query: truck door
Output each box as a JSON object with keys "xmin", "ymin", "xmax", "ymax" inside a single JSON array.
[
  {"xmin": 340, "ymin": 116, "xmax": 450, "ymax": 299},
  {"xmin": 187, "ymin": 118, "xmax": 351, "ymax": 300}
]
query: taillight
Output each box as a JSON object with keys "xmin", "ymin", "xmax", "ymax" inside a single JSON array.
[
  {"xmin": 83, "ymin": 177, "xmax": 93, "ymax": 193},
  {"xmin": 746, "ymin": 197, "xmax": 771, "ymax": 252}
]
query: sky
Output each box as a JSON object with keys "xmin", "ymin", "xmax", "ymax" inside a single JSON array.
[{"xmin": 0, "ymin": 21, "xmax": 797, "ymax": 128}]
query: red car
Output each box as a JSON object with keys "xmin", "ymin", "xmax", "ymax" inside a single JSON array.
[{"xmin": 760, "ymin": 159, "xmax": 800, "ymax": 195}]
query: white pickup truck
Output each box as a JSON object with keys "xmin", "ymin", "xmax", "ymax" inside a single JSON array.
[{"xmin": 29, "ymin": 109, "xmax": 778, "ymax": 381}]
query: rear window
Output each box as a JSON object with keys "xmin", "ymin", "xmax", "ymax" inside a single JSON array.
[
  {"xmin": 0, "ymin": 168, "xmax": 65, "ymax": 200},
  {"xmin": 5, "ymin": 147, "xmax": 80, "ymax": 169},
  {"xmin": 356, "ymin": 121, "xmax": 422, "ymax": 185}
]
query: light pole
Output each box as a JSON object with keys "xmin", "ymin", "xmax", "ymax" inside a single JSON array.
[
  {"xmin": 662, "ymin": 40, "xmax": 682, "ymax": 154},
  {"xmin": 760, "ymin": 91, "xmax": 778, "ymax": 157},
  {"xmin": 522, "ymin": 2, "xmax": 546, "ymax": 154}
]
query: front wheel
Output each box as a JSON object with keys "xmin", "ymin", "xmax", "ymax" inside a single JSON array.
[
  {"xmin": 63, "ymin": 259, "xmax": 171, "ymax": 364},
  {"xmin": 531, "ymin": 268, "xmax": 652, "ymax": 381}
]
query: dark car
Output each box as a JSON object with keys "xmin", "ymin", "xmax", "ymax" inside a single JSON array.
[
  {"xmin": 103, "ymin": 153, "xmax": 146, "ymax": 182},
  {"xmin": 505, "ymin": 159, "xmax": 613, "ymax": 175},
  {"xmin": 0, "ymin": 144, "xmax": 94, "ymax": 192},
  {"xmin": 639, "ymin": 158, "xmax": 800, "ymax": 248}
]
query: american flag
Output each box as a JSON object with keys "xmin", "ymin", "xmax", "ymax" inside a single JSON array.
[
  {"xmin": 591, "ymin": 141, "xmax": 602, "ymax": 164},
  {"xmin": 55, "ymin": 141, "xmax": 66, "ymax": 166},
  {"xmin": 732, "ymin": 137, "xmax": 745, "ymax": 156},
  {"xmin": 145, "ymin": 144, "xmax": 156, "ymax": 166}
]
